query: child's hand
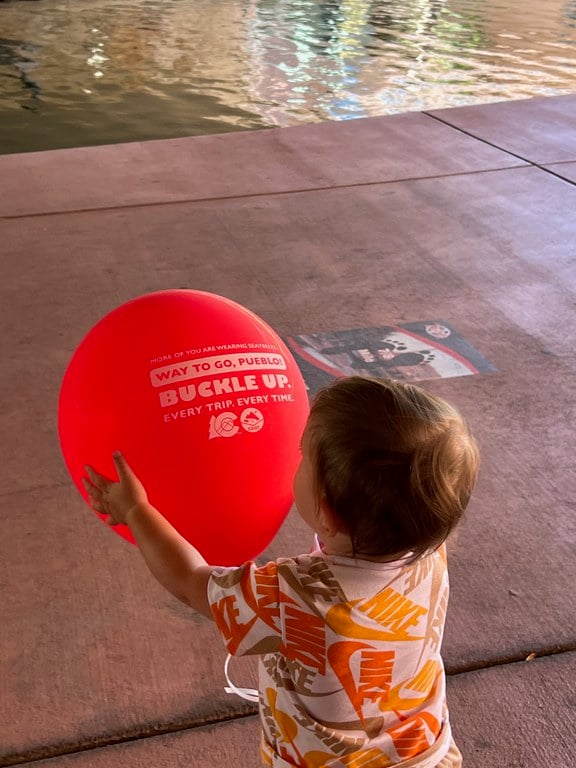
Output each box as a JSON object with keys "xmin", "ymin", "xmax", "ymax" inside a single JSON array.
[{"xmin": 83, "ymin": 452, "xmax": 148, "ymax": 526}]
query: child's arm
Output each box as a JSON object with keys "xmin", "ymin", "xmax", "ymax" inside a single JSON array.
[{"xmin": 83, "ymin": 453, "xmax": 214, "ymax": 619}]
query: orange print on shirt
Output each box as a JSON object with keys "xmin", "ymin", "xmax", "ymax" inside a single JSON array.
[
  {"xmin": 259, "ymin": 743, "xmax": 273, "ymax": 767},
  {"xmin": 211, "ymin": 595, "xmax": 257, "ymax": 654},
  {"xmin": 266, "ymin": 688, "xmax": 305, "ymax": 765},
  {"xmin": 341, "ymin": 749, "xmax": 394, "ymax": 768},
  {"xmin": 360, "ymin": 587, "xmax": 427, "ymax": 638},
  {"xmin": 325, "ymin": 593, "xmax": 426, "ymax": 644},
  {"xmin": 329, "ymin": 641, "xmax": 395, "ymax": 726},
  {"xmin": 240, "ymin": 562, "xmax": 282, "ymax": 632},
  {"xmin": 380, "ymin": 660, "xmax": 441, "ymax": 713},
  {"xmin": 388, "ymin": 711, "xmax": 441, "ymax": 760},
  {"xmin": 302, "ymin": 748, "xmax": 393, "ymax": 768}
]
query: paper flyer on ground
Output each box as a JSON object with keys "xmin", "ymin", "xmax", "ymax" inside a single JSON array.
[{"xmin": 285, "ymin": 321, "xmax": 495, "ymax": 395}]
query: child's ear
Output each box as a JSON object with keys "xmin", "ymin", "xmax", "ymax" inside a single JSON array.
[{"xmin": 317, "ymin": 498, "xmax": 340, "ymax": 538}]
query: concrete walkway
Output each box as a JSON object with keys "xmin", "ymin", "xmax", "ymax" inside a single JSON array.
[{"xmin": 1, "ymin": 94, "xmax": 575, "ymax": 767}]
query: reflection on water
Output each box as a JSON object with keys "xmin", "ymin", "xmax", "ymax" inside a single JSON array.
[{"xmin": 0, "ymin": 0, "xmax": 575, "ymax": 153}]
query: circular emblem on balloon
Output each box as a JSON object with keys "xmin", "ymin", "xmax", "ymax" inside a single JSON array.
[{"xmin": 58, "ymin": 290, "xmax": 309, "ymax": 565}]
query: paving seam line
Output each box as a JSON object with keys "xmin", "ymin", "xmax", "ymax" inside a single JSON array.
[
  {"xmin": 446, "ymin": 641, "xmax": 576, "ymax": 676},
  {"xmin": 0, "ymin": 710, "xmax": 259, "ymax": 768},
  {"xmin": 423, "ymin": 111, "xmax": 576, "ymax": 188},
  {"xmin": 0, "ymin": 164, "xmax": 531, "ymax": 222}
]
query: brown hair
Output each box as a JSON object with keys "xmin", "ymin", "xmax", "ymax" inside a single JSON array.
[{"xmin": 306, "ymin": 376, "xmax": 479, "ymax": 561}]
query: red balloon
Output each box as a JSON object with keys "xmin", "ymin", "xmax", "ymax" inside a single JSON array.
[{"xmin": 58, "ymin": 290, "xmax": 309, "ymax": 565}]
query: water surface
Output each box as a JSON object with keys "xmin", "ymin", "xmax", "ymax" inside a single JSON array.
[{"xmin": 1, "ymin": 0, "xmax": 575, "ymax": 154}]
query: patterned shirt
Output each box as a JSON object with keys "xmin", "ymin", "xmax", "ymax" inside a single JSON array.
[{"xmin": 208, "ymin": 544, "xmax": 453, "ymax": 768}]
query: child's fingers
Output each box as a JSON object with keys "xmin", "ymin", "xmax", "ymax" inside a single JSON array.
[
  {"xmin": 82, "ymin": 478, "xmax": 102, "ymax": 507},
  {"xmin": 82, "ymin": 475, "xmax": 101, "ymax": 499},
  {"xmin": 82, "ymin": 474, "xmax": 114, "ymax": 516},
  {"xmin": 112, "ymin": 451, "xmax": 136, "ymax": 483},
  {"xmin": 84, "ymin": 465, "xmax": 108, "ymax": 491}
]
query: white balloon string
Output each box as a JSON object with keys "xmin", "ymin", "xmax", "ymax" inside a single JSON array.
[{"xmin": 224, "ymin": 653, "xmax": 259, "ymax": 702}]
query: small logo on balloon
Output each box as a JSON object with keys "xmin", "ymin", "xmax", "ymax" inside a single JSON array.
[
  {"xmin": 241, "ymin": 408, "xmax": 265, "ymax": 433},
  {"xmin": 209, "ymin": 412, "xmax": 239, "ymax": 439}
]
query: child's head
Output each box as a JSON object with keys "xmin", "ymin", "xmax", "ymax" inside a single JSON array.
[{"xmin": 300, "ymin": 376, "xmax": 479, "ymax": 561}]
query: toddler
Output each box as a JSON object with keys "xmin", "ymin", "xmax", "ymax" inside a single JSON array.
[{"xmin": 85, "ymin": 376, "xmax": 479, "ymax": 768}]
